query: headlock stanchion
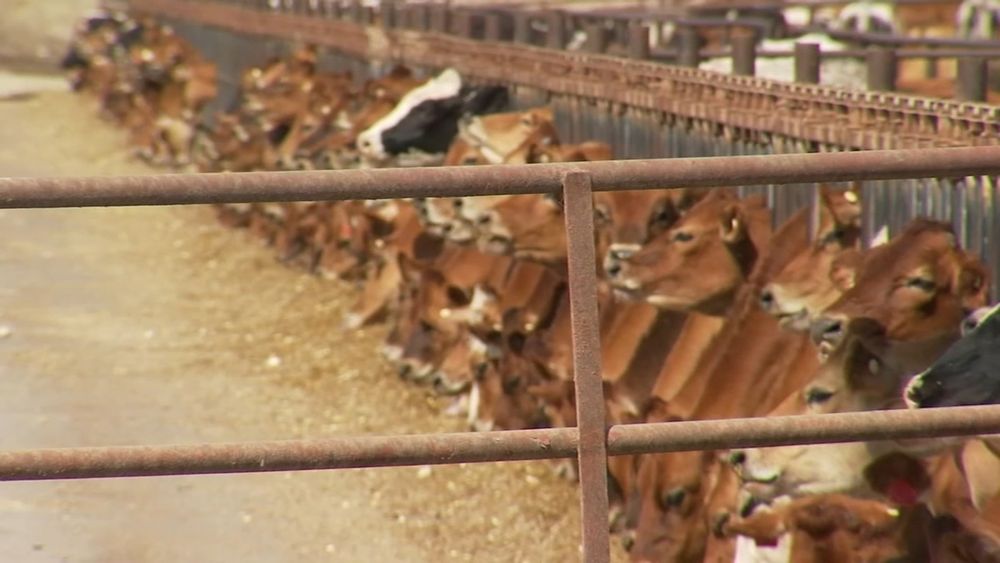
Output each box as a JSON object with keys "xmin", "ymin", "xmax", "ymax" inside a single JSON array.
[{"xmin": 2, "ymin": 147, "xmax": 1000, "ymax": 563}]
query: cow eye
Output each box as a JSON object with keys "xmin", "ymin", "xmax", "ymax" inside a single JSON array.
[
  {"xmin": 805, "ymin": 387, "xmax": 834, "ymax": 405},
  {"xmin": 820, "ymin": 227, "xmax": 845, "ymax": 245},
  {"xmin": 461, "ymin": 155, "xmax": 479, "ymax": 165},
  {"xmin": 905, "ymin": 277, "xmax": 936, "ymax": 292},
  {"xmin": 651, "ymin": 205, "xmax": 675, "ymax": 227},
  {"xmin": 594, "ymin": 205, "xmax": 610, "ymax": 224},
  {"xmin": 672, "ymin": 230, "xmax": 694, "ymax": 243},
  {"xmin": 661, "ymin": 488, "xmax": 686, "ymax": 509}
]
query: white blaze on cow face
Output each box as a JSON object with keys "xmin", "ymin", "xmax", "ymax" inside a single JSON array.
[{"xmin": 356, "ymin": 68, "xmax": 462, "ymax": 163}]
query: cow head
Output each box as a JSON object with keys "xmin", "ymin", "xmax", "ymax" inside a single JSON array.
[
  {"xmin": 905, "ymin": 302, "xmax": 1000, "ymax": 409},
  {"xmin": 630, "ymin": 401, "xmax": 717, "ymax": 562},
  {"xmin": 456, "ymin": 107, "xmax": 559, "ymax": 165},
  {"xmin": 811, "ymin": 218, "xmax": 990, "ymax": 375},
  {"xmin": 759, "ymin": 185, "xmax": 863, "ymax": 331},
  {"xmin": 596, "ymin": 188, "xmax": 705, "ymax": 279},
  {"xmin": 474, "ymin": 194, "xmax": 567, "ymax": 263},
  {"xmin": 608, "ymin": 191, "xmax": 771, "ymax": 315}
]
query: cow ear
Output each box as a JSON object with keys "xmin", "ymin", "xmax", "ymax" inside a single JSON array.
[
  {"xmin": 830, "ymin": 249, "xmax": 862, "ymax": 291},
  {"xmin": 955, "ymin": 255, "xmax": 990, "ymax": 310},
  {"xmin": 719, "ymin": 204, "xmax": 746, "ymax": 244}
]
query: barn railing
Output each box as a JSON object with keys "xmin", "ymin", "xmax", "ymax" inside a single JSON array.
[{"xmin": 2, "ymin": 146, "xmax": 1000, "ymax": 562}]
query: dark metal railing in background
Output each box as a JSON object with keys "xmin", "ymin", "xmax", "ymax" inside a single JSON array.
[{"xmin": 2, "ymin": 147, "xmax": 1000, "ymax": 562}]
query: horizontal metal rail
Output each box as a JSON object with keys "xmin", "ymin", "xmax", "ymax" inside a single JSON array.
[
  {"xmin": 2, "ymin": 146, "xmax": 999, "ymax": 208},
  {"xmin": 2, "ymin": 405, "xmax": 999, "ymax": 481}
]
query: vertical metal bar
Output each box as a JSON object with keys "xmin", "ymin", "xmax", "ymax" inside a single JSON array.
[
  {"xmin": 866, "ymin": 47, "xmax": 897, "ymax": 92},
  {"xmin": 678, "ymin": 26, "xmax": 702, "ymax": 68},
  {"xmin": 957, "ymin": 56, "xmax": 988, "ymax": 103},
  {"xmin": 562, "ymin": 172, "xmax": 610, "ymax": 563},
  {"xmin": 731, "ymin": 33, "xmax": 756, "ymax": 76},
  {"xmin": 794, "ymin": 42, "xmax": 820, "ymax": 84},
  {"xmin": 627, "ymin": 25, "xmax": 650, "ymax": 60},
  {"xmin": 514, "ymin": 12, "xmax": 532, "ymax": 44},
  {"xmin": 583, "ymin": 23, "xmax": 609, "ymax": 54},
  {"xmin": 547, "ymin": 10, "xmax": 566, "ymax": 49}
]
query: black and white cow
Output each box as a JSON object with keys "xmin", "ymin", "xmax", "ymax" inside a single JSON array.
[
  {"xmin": 905, "ymin": 304, "xmax": 1000, "ymax": 408},
  {"xmin": 356, "ymin": 68, "xmax": 508, "ymax": 166}
]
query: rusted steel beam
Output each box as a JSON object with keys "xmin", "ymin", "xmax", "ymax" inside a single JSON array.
[
  {"xmin": 562, "ymin": 172, "xmax": 610, "ymax": 563},
  {"xmin": 608, "ymin": 405, "xmax": 1000, "ymax": 454},
  {"xmin": 1, "ymin": 406, "xmax": 1000, "ymax": 481},
  {"xmin": 3, "ymin": 147, "xmax": 1000, "ymax": 208}
]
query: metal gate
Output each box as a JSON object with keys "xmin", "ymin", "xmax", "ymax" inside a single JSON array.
[{"xmin": 2, "ymin": 147, "xmax": 1000, "ymax": 562}]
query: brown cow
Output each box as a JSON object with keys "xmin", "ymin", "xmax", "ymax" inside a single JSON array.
[
  {"xmin": 629, "ymin": 189, "xmax": 864, "ymax": 562},
  {"xmin": 608, "ymin": 190, "xmax": 771, "ymax": 315},
  {"xmin": 732, "ymin": 219, "xmax": 990, "ymax": 504}
]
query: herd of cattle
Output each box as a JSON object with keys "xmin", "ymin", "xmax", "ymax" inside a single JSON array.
[{"xmin": 65, "ymin": 10, "xmax": 1000, "ymax": 562}]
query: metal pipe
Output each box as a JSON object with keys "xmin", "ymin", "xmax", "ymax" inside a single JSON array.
[
  {"xmin": 2, "ymin": 406, "xmax": 999, "ymax": 481},
  {"xmin": 794, "ymin": 42, "xmax": 820, "ymax": 84},
  {"xmin": 678, "ymin": 26, "xmax": 701, "ymax": 68},
  {"xmin": 513, "ymin": 12, "xmax": 532, "ymax": 44},
  {"xmin": 608, "ymin": 405, "xmax": 1000, "ymax": 455},
  {"xmin": 562, "ymin": 172, "xmax": 610, "ymax": 563},
  {"xmin": 583, "ymin": 23, "xmax": 609, "ymax": 54},
  {"xmin": 3, "ymin": 147, "xmax": 1000, "ymax": 208},
  {"xmin": 866, "ymin": 47, "xmax": 897, "ymax": 92},
  {"xmin": 731, "ymin": 33, "xmax": 756, "ymax": 76},
  {"xmin": 957, "ymin": 56, "xmax": 988, "ymax": 103},
  {"xmin": 546, "ymin": 10, "xmax": 566, "ymax": 50},
  {"xmin": 627, "ymin": 25, "xmax": 650, "ymax": 60}
]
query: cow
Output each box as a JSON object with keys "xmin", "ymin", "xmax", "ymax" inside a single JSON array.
[
  {"xmin": 628, "ymin": 189, "xmax": 865, "ymax": 562},
  {"xmin": 608, "ymin": 189, "xmax": 772, "ymax": 315},
  {"xmin": 454, "ymin": 107, "xmax": 560, "ymax": 165},
  {"xmin": 905, "ymin": 303, "xmax": 1000, "ymax": 409},
  {"xmin": 729, "ymin": 219, "xmax": 991, "ymax": 506},
  {"xmin": 596, "ymin": 187, "xmax": 707, "ymax": 279},
  {"xmin": 356, "ymin": 68, "xmax": 508, "ymax": 167},
  {"xmin": 758, "ymin": 184, "xmax": 863, "ymax": 330}
]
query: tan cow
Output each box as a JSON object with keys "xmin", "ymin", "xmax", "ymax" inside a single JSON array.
[
  {"xmin": 628, "ymin": 189, "xmax": 865, "ymax": 562},
  {"xmin": 608, "ymin": 189, "xmax": 772, "ymax": 315},
  {"xmin": 731, "ymin": 219, "xmax": 990, "ymax": 503}
]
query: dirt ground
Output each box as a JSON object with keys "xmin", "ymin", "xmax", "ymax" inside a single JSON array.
[{"xmin": 0, "ymin": 4, "xmax": 629, "ymax": 562}]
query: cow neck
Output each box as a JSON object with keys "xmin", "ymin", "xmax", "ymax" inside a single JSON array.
[{"xmin": 665, "ymin": 206, "xmax": 816, "ymax": 421}]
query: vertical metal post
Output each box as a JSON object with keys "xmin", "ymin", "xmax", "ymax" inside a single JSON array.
[
  {"xmin": 547, "ymin": 11, "xmax": 566, "ymax": 49},
  {"xmin": 562, "ymin": 172, "xmax": 610, "ymax": 563},
  {"xmin": 514, "ymin": 12, "xmax": 532, "ymax": 44},
  {"xmin": 484, "ymin": 12, "xmax": 502, "ymax": 41},
  {"xmin": 429, "ymin": 4, "xmax": 449, "ymax": 33},
  {"xmin": 957, "ymin": 56, "xmax": 988, "ymax": 103},
  {"xmin": 627, "ymin": 25, "xmax": 650, "ymax": 60},
  {"xmin": 455, "ymin": 11, "xmax": 474, "ymax": 38},
  {"xmin": 414, "ymin": 4, "xmax": 431, "ymax": 31},
  {"xmin": 794, "ymin": 42, "xmax": 820, "ymax": 84},
  {"xmin": 866, "ymin": 47, "xmax": 897, "ymax": 92},
  {"xmin": 583, "ymin": 23, "xmax": 609, "ymax": 54},
  {"xmin": 379, "ymin": 0, "xmax": 396, "ymax": 29},
  {"xmin": 731, "ymin": 33, "xmax": 756, "ymax": 76},
  {"xmin": 348, "ymin": 0, "xmax": 363, "ymax": 23},
  {"xmin": 678, "ymin": 26, "xmax": 702, "ymax": 68}
]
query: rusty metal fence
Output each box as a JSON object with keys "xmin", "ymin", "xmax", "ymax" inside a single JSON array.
[{"xmin": 3, "ymin": 147, "xmax": 1000, "ymax": 562}]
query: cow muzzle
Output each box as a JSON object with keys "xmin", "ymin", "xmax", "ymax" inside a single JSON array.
[{"xmin": 810, "ymin": 314, "xmax": 847, "ymax": 347}]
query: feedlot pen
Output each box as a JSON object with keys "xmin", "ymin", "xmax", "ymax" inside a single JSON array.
[{"xmin": 4, "ymin": 1, "xmax": 1000, "ymax": 562}]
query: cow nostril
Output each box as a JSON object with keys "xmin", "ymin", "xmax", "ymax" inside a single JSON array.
[
  {"xmin": 759, "ymin": 289, "xmax": 774, "ymax": 308},
  {"xmin": 611, "ymin": 249, "xmax": 632, "ymax": 261},
  {"xmin": 811, "ymin": 317, "xmax": 845, "ymax": 345},
  {"xmin": 729, "ymin": 451, "xmax": 746, "ymax": 466},
  {"xmin": 607, "ymin": 264, "xmax": 622, "ymax": 277},
  {"xmin": 621, "ymin": 534, "xmax": 635, "ymax": 552}
]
